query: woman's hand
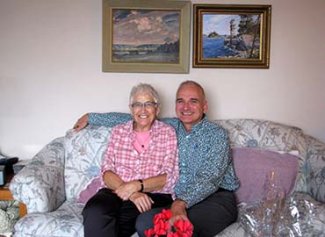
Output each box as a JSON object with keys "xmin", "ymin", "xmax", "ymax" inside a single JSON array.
[
  {"xmin": 73, "ymin": 113, "xmax": 89, "ymax": 131},
  {"xmin": 169, "ymin": 199, "xmax": 189, "ymax": 225},
  {"xmin": 115, "ymin": 181, "xmax": 140, "ymax": 200},
  {"xmin": 129, "ymin": 192, "xmax": 154, "ymax": 213}
]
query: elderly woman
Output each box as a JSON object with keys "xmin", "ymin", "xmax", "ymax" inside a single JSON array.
[{"xmin": 82, "ymin": 83, "xmax": 179, "ymax": 237}]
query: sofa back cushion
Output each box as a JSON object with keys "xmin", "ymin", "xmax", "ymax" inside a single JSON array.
[
  {"xmin": 233, "ymin": 147, "xmax": 299, "ymax": 204},
  {"xmin": 215, "ymin": 119, "xmax": 308, "ymax": 193},
  {"xmin": 64, "ymin": 125, "xmax": 112, "ymax": 200}
]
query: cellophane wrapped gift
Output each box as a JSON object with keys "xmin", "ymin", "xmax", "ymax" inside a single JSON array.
[
  {"xmin": 239, "ymin": 171, "xmax": 325, "ymax": 237},
  {"xmin": 0, "ymin": 200, "xmax": 19, "ymax": 234}
]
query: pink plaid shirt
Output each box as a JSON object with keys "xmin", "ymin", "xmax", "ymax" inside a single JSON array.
[{"xmin": 101, "ymin": 120, "xmax": 179, "ymax": 196}]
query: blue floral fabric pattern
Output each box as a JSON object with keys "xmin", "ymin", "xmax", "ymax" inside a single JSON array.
[
  {"xmin": 9, "ymin": 137, "xmax": 65, "ymax": 213},
  {"xmin": 169, "ymin": 117, "xmax": 239, "ymax": 207},
  {"xmin": 64, "ymin": 125, "xmax": 112, "ymax": 201},
  {"xmin": 304, "ymin": 135, "xmax": 325, "ymax": 202},
  {"xmin": 215, "ymin": 119, "xmax": 308, "ymax": 193},
  {"xmin": 13, "ymin": 201, "xmax": 84, "ymax": 237}
]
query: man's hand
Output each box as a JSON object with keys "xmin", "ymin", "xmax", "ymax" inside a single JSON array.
[
  {"xmin": 73, "ymin": 114, "xmax": 89, "ymax": 131},
  {"xmin": 169, "ymin": 199, "xmax": 189, "ymax": 225},
  {"xmin": 115, "ymin": 181, "xmax": 140, "ymax": 201},
  {"xmin": 129, "ymin": 192, "xmax": 154, "ymax": 213}
]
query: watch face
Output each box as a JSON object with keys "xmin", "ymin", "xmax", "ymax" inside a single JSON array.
[
  {"xmin": 0, "ymin": 173, "xmax": 4, "ymax": 186},
  {"xmin": 0, "ymin": 165, "xmax": 5, "ymax": 186}
]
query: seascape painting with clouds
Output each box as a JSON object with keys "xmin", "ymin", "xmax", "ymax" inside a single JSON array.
[{"xmin": 112, "ymin": 9, "xmax": 180, "ymax": 64}]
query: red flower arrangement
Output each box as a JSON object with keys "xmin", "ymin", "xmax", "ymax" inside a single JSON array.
[{"xmin": 144, "ymin": 209, "xmax": 193, "ymax": 237}]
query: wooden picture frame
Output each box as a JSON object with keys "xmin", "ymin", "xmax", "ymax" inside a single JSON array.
[
  {"xmin": 103, "ymin": 0, "xmax": 191, "ymax": 73},
  {"xmin": 193, "ymin": 4, "xmax": 271, "ymax": 69}
]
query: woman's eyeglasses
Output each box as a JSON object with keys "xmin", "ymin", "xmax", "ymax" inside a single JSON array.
[{"xmin": 131, "ymin": 101, "xmax": 158, "ymax": 110}]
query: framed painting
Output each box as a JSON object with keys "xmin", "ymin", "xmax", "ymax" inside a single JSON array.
[
  {"xmin": 193, "ymin": 4, "xmax": 271, "ymax": 69},
  {"xmin": 103, "ymin": 0, "xmax": 191, "ymax": 73}
]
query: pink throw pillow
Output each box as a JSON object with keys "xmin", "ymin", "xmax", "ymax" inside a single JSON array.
[
  {"xmin": 233, "ymin": 147, "xmax": 299, "ymax": 204},
  {"xmin": 77, "ymin": 176, "xmax": 102, "ymax": 204}
]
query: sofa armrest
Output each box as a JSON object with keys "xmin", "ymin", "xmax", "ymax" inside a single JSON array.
[
  {"xmin": 9, "ymin": 137, "xmax": 66, "ymax": 213},
  {"xmin": 305, "ymin": 135, "xmax": 325, "ymax": 203}
]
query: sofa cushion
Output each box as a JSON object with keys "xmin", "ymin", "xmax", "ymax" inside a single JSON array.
[
  {"xmin": 233, "ymin": 147, "xmax": 299, "ymax": 204},
  {"xmin": 13, "ymin": 201, "xmax": 84, "ymax": 237},
  {"xmin": 64, "ymin": 126, "xmax": 112, "ymax": 201},
  {"xmin": 216, "ymin": 119, "xmax": 308, "ymax": 193},
  {"xmin": 305, "ymin": 136, "xmax": 325, "ymax": 203}
]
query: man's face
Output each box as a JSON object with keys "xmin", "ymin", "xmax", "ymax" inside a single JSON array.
[{"xmin": 175, "ymin": 83, "xmax": 208, "ymax": 131}]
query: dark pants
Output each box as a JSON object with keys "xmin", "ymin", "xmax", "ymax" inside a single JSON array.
[
  {"xmin": 82, "ymin": 188, "xmax": 172, "ymax": 237},
  {"xmin": 136, "ymin": 189, "xmax": 238, "ymax": 237}
]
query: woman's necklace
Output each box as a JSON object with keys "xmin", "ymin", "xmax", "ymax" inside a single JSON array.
[{"xmin": 134, "ymin": 131, "xmax": 151, "ymax": 151}]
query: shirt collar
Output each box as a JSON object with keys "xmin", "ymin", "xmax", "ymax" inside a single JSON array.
[
  {"xmin": 179, "ymin": 114, "xmax": 208, "ymax": 134},
  {"xmin": 126, "ymin": 119, "xmax": 160, "ymax": 136}
]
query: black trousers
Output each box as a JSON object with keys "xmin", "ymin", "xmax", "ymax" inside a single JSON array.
[
  {"xmin": 136, "ymin": 189, "xmax": 238, "ymax": 237},
  {"xmin": 82, "ymin": 188, "xmax": 173, "ymax": 237}
]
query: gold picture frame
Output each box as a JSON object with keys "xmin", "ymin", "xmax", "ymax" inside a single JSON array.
[
  {"xmin": 193, "ymin": 4, "xmax": 271, "ymax": 69},
  {"xmin": 103, "ymin": 0, "xmax": 191, "ymax": 73}
]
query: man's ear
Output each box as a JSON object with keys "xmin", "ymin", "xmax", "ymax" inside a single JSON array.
[{"xmin": 203, "ymin": 100, "xmax": 208, "ymax": 113}]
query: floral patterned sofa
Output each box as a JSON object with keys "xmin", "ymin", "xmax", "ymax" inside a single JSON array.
[{"xmin": 9, "ymin": 119, "xmax": 325, "ymax": 237}]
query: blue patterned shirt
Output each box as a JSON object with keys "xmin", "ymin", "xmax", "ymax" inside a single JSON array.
[{"xmin": 89, "ymin": 113, "xmax": 239, "ymax": 207}]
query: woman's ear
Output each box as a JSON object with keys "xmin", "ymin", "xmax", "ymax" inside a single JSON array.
[
  {"xmin": 129, "ymin": 105, "xmax": 135, "ymax": 116},
  {"xmin": 155, "ymin": 107, "xmax": 160, "ymax": 116}
]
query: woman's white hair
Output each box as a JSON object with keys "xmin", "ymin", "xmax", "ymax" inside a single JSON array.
[{"xmin": 129, "ymin": 83, "xmax": 160, "ymax": 105}]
